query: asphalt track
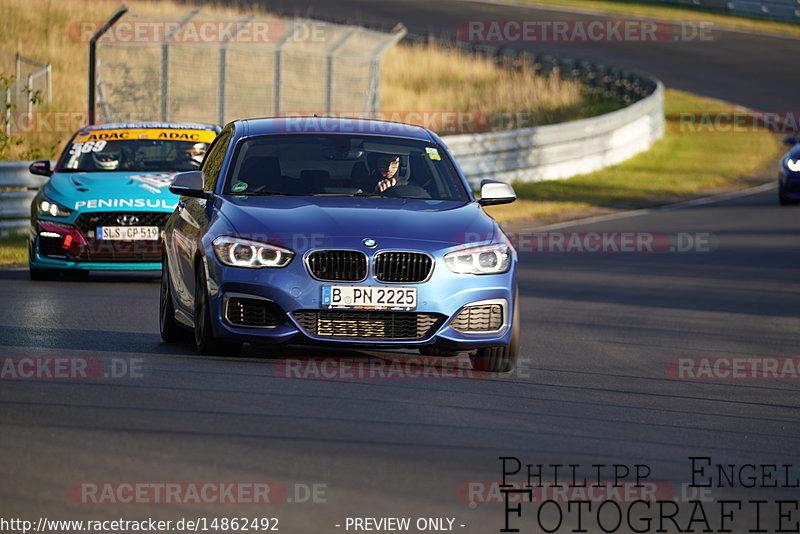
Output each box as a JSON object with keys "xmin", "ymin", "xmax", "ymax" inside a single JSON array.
[
  {"xmin": 249, "ymin": 0, "xmax": 800, "ymax": 111},
  {"xmin": 2, "ymin": 1, "xmax": 800, "ymax": 532}
]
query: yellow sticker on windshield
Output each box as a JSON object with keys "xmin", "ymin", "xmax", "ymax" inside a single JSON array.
[
  {"xmin": 426, "ymin": 147, "xmax": 441, "ymax": 161},
  {"xmin": 72, "ymin": 129, "xmax": 216, "ymax": 143}
]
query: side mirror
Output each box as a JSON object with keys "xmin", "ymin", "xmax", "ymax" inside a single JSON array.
[
  {"xmin": 169, "ymin": 171, "xmax": 209, "ymax": 198},
  {"xmin": 29, "ymin": 160, "xmax": 52, "ymax": 177},
  {"xmin": 478, "ymin": 179, "xmax": 516, "ymax": 206},
  {"xmin": 783, "ymin": 135, "xmax": 798, "ymax": 146}
]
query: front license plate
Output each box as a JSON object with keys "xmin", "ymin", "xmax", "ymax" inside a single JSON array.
[
  {"xmin": 322, "ymin": 285, "xmax": 417, "ymax": 310},
  {"xmin": 96, "ymin": 226, "xmax": 160, "ymax": 241}
]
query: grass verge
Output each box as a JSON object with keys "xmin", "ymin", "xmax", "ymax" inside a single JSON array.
[
  {"xmin": 516, "ymin": 0, "xmax": 800, "ymax": 38},
  {"xmin": 0, "ymin": 236, "xmax": 27, "ymax": 266},
  {"xmin": 484, "ymin": 88, "xmax": 783, "ymax": 225}
]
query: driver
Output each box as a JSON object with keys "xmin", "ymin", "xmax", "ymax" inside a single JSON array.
[
  {"xmin": 183, "ymin": 142, "xmax": 207, "ymax": 166},
  {"xmin": 372, "ymin": 154, "xmax": 401, "ymax": 193},
  {"xmin": 92, "ymin": 146, "xmax": 122, "ymax": 170}
]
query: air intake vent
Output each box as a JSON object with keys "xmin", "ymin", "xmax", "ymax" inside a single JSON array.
[
  {"xmin": 292, "ymin": 310, "xmax": 444, "ymax": 340},
  {"xmin": 450, "ymin": 304, "xmax": 504, "ymax": 332},
  {"xmin": 306, "ymin": 250, "xmax": 367, "ymax": 281},
  {"xmin": 225, "ymin": 296, "xmax": 285, "ymax": 328},
  {"xmin": 374, "ymin": 252, "xmax": 433, "ymax": 283}
]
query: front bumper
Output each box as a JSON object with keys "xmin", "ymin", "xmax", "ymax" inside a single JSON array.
[
  {"xmin": 29, "ymin": 253, "xmax": 162, "ymax": 271},
  {"xmin": 203, "ymin": 251, "xmax": 517, "ymax": 350},
  {"xmin": 29, "ymin": 214, "xmax": 168, "ymax": 271}
]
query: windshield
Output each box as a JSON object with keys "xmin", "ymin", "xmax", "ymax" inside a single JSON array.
[
  {"xmin": 58, "ymin": 128, "xmax": 216, "ymax": 173},
  {"xmin": 224, "ymin": 134, "xmax": 470, "ymax": 201}
]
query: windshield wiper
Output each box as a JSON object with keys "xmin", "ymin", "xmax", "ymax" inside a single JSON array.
[{"xmin": 351, "ymin": 192, "xmax": 391, "ymax": 198}]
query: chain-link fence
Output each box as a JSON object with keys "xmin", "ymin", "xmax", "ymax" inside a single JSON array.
[
  {"xmin": 90, "ymin": 9, "xmax": 406, "ymax": 126},
  {"xmin": 1, "ymin": 53, "xmax": 52, "ymax": 134}
]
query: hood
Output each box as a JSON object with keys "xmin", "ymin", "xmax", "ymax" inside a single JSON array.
[
  {"xmin": 45, "ymin": 171, "xmax": 180, "ymax": 211},
  {"xmin": 218, "ymin": 195, "xmax": 499, "ymax": 249}
]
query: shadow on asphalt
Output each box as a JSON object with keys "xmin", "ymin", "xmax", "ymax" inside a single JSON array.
[{"xmin": 0, "ymin": 269, "xmax": 159, "ymax": 283}]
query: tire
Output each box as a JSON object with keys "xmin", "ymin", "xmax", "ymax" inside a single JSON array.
[
  {"xmin": 469, "ymin": 295, "xmax": 520, "ymax": 373},
  {"xmin": 160, "ymin": 255, "xmax": 185, "ymax": 343},
  {"xmin": 779, "ymin": 187, "xmax": 796, "ymax": 205},
  {"xmin": 194, "ymin": 266, "xmax": 242, "ymax": 357}
]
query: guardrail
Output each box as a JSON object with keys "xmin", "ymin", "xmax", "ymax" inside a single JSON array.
[
  {"xmin": 444, "ymin": 82, "xmax": 664, "ymax": 186},
  {"xmin": 644, "ymin": 0, "xmax": 798, "ymax": 22},
  {"xmin": 0, "ymin": 161, "xmax": 45, "ymax": 236},
  {"xmin": 431, "ymin": 40, "xmax": 665, "ymax": 187}
]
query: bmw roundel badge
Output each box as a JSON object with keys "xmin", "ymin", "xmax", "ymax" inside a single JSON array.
[{"xmin": 363, "ymin": 238, "xmax": 377, "ymax": 248}]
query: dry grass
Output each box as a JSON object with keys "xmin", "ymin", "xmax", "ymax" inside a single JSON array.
[
  {"xmin": 381, "ymin": 42, "xmax": 611, "ymax": 129},
  {"xmin": 0, "ymin": 236, "xmax": 27, "ymax": 265},
  {"xmin": 0, "ymin": 0, "xmax": 257, "ymax": 159},
  {"xmin": 0, "ymin": 0, "xmax": 613, "ymax": 159}
]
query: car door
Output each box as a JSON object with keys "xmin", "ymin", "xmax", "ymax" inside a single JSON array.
[{"xmin": 171, "ymin": 129, "xmax": 232, "ymax": 313}]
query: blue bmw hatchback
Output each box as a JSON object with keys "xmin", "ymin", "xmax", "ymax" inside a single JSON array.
[{"xmin": 161, "ymin": 118, "xmax": 520, "ymax": 372}]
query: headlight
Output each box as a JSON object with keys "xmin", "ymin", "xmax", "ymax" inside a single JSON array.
[
  {"xmin": 37, "ymin": 196, "xmax": 72, "ymax": 218},
  {"xmin": 786, "ymin": 158, "xmax": 800, "ymax": 173},
  {"xmin": 212, "ymin": 236, "xmax": 294, "ymax": 268},
  {"xmin": 444, "ymin": 243, "xmax": 510, "ymax": 275}
]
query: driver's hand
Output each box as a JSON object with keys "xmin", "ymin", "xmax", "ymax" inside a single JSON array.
[{"xmin": 375, "ymin": 177, "xmax": 398, "ymax": 192}]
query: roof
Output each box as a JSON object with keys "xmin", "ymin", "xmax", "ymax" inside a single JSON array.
[
  {"xmin": 238, "ymin": 117, "xmax": 435, "ymax": 142},
  {"xmin": 80, "ymin": 122, "xmax": 220, "ymax": 132}
]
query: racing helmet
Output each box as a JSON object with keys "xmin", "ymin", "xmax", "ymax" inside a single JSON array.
[
  {"xmin": 92, "ymin": 148, "xmax": 121, "ymax": 170},
  {"xmin": 183, "ymin": 142, "xmax": 207, "ymax": 165}
]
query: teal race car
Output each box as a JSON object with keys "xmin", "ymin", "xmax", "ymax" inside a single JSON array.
[{"xmin": 28, "ymin": 122, "xmax": 220, "ymax": 280}]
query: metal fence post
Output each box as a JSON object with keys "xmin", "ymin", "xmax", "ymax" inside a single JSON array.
[
  {"xmin": 89, "ymin": 6, "xmax": 128, "ymax": 125},
  {"xmin": 3, "ymin": 87, "xmax": 10, "ymax": 136},
  {"xmin": 160, "ymin": 42, "xmax": 170, "ymax": 122},
  {"xmin": 218, "ymin": 16, "xmax": 254, "ymax": 125},
  {"xmin": 324, "ymin": 28, "xmax": 358, "ymax": 114},
  {"xmin": 272, "ymin": 20, "xmax": 301, "ymax": 116},
  {"xmin": 14, "ymin": 53, "xmax": 20, "ymax": 106},
  {"xmin": 366, "ymin": 24, "xmax": 407, "ymax": 117},
  {"xmin": 160, "ymin": 11, "xmax": 198, "ymax": 122},
  {"xmin": 26, "ymin": 74, "xmax": 32, "ymax": 114},
  {"xmin": 46, "ymin": 64, "xmax": 52, "ymax": 105}
]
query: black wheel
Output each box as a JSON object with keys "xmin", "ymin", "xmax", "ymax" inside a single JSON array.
[
  {"xmin": 469, "ymin": 295, "xmax": 520, "ymax": 373},
  {"xmin": 779, "ymin": 186, "xmax": 796, "ymax": 205},
  {"xmin": 160, "ymin": 255, "xmax": 185, "ymax": 343},
  {"xmin": 194, "ymin": 266, "xmax": 242, "ymax": 357}
]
